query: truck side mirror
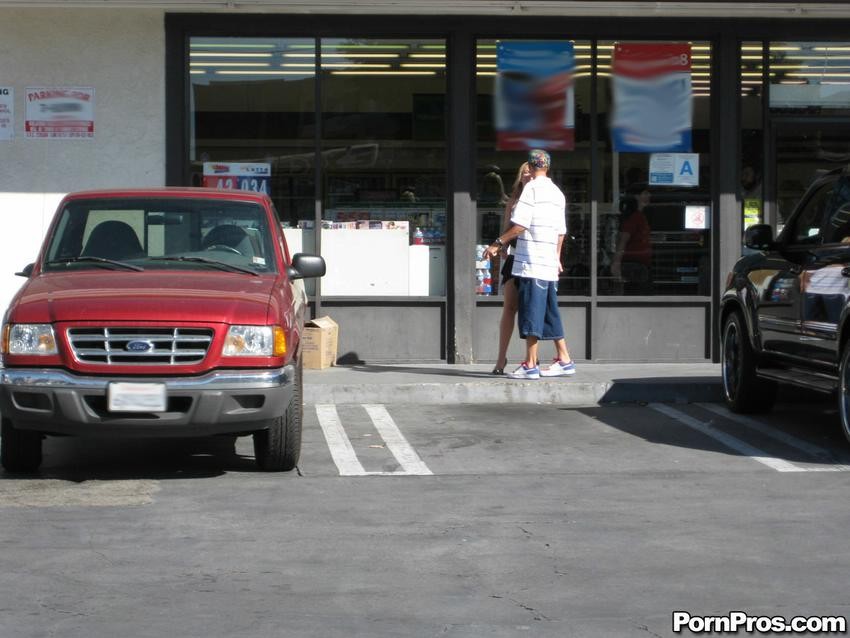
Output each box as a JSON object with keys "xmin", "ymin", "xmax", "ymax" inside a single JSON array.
[
  {"xmin": 287, "ymin": 253, "xmax": 326, "ymax": 280},
  {"xmin": 744, "ymin": 224, "xmax": 774, "ymax": 251},
  {"xmin": 15, "ymin": 263, "xmax": 34, "ymax": 278}
]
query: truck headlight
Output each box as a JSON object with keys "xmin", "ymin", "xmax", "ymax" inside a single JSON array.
[
  {"xmin": 6, "ymin": 324, "xmax": 57, "ymax": 355},
  {"xmin": 223, "ymin": 325, "xmax": 286, "ymax": 357}
]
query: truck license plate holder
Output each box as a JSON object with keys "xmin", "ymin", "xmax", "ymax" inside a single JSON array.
[{"xmin": 107, "ymin": 382, "xmax": 167, "ymax": 413}]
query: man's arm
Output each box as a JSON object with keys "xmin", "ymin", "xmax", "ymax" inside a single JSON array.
[
  {"xmin": 481, "ymin": 224, "xmax": 526, "ymax": 260},
  {"xmin": 556, "ymin": 234, "xmax": 565, "ymax": 273}
]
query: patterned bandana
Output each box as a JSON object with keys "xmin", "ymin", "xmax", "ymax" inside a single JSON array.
[{"xmin": 528, "ymin": 149, "xmax": 551, "ymax": 170}]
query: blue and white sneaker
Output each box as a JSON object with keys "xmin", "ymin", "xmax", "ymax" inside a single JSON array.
[
  {"xmin": 540, "ymin": 359, "xmax": 576, "ymax": 377},
  {"xmin": 507, "ymin": 362, "xmax": 540, "ymax": 380}
]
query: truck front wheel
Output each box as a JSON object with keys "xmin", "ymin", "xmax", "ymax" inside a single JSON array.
[
  {"xmin": 1, "ymin": 417, "xmax": 42, "ymax": 473},
  {"xmin": 253, "ymin": 360, "xmax": 303, "ymax": 471}
]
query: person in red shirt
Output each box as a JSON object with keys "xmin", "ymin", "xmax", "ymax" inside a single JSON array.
[{"xmin": 611, "ymin": 184, "xmax": 653, "ymax": 294}]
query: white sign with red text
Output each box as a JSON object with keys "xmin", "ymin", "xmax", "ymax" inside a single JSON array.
[
  {"xmin": 0, "ymin": 87, "xmax": 13, "ymax": 141},
  {"xmin": 203, "ymin": 162, "xmax": 271, "ymax": 194},
  {"xmin": 25, "ymin": 87, "xmax": 94, "ymax": 138}
]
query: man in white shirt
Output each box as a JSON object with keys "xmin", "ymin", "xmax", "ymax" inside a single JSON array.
[{"xmin": 482, "ymin": 149, "xmax": 576, "ymax": 379}]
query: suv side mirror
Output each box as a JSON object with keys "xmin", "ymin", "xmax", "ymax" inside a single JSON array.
[
  {"xmin": 744, "ymin": 224, "xmax": 774, "ymax": 251},
  {"xmin": 15, "ymin": 263, "xmax": 34, "ymax": 278},
  {"xmin": 287, "ymin": 253, "xmax": 326, "ymax": 280}
]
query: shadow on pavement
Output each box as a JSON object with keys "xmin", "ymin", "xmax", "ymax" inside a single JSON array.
[
  {"xmin": 0, "ymin": 434, "xmax": 262, "ymax": 481},
  {"xmin": 575, "ymin": 396, "xmax": 849, "ymax": 468}
]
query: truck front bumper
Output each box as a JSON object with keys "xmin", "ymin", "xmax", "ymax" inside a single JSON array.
[{"xmin": 0, "ymin": 366, "xmax": 295, "ymax": 437}]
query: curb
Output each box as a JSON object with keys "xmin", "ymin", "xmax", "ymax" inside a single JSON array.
[{"xmin": 304, "ymin": 378, "xmax": 724, "ymax": 406}]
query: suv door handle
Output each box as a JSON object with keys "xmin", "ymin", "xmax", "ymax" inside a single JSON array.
[{"xmin": 842, "ymin": 267, "xmax": 850, "ymax": 278}]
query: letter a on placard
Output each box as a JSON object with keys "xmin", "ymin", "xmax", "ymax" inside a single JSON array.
[{"xmin": 679, "ymin": 160, "xmax": 693, "ymax": 176}]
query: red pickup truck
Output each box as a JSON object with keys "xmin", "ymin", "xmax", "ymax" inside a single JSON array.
[{"xmin": 0, "ymin": 188, "xmax": 325, "ymax": 473}]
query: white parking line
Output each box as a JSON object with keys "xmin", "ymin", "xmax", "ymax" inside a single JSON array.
[
  {"xmin": 650, "ymin": 403, "xmax": 807, "ymax": 473},
  {"xmin": 315, "ymin": 404, "xmax": 432, "ymax": 476},
  {"xmin": 362, "ymin": 404, "xmax": 433, "ymax": 476},
  {"xmin": 698, "ymin": 403, "xmax": 850, "ymax": 472},
  {"xmin": 315, "ymin": 404, "xmax": 367, "ymax": 476}
]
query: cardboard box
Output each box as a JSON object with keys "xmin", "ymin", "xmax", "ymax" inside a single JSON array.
[{"xmin": 302, "ymin": 316, "xmax": 338, "ymax": 369}]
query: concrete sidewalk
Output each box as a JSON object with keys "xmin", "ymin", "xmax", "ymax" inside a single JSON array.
[{"xmin": 304, "ymin": 362, "xmax": 723, "ymax": 406}]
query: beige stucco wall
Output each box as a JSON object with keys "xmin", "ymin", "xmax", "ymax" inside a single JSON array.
[{"xmin": 0, "ymin": 8, "xmax": 165, "ymax": 316}]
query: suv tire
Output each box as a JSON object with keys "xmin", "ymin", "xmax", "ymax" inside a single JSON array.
[
  {"xmin": 721, "ymin": 310, "xmax": 776, "ymax": 413},
  {"xmin": 1, "ymin": 417, "xmax": 42, "ymax": 473},
  {"xmin": 253, "ymin": 358, "xmax": 303, "ymax": 471},
  {"xmin": 838, "ymin": 343, "xmax": 850, "ymax": 444}
]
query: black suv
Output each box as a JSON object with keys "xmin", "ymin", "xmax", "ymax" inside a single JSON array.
[{"xmin": 720, "ymin": 166, "xmax": 850, "ymax": 440}]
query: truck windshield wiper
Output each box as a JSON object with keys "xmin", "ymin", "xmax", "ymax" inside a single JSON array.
[
  {"xmin": 45, "ymin": 256, "xmax": 145, "ymax": 271},
  {"xmin": 153, "ymin": 256, "xmax": 259, "ymax": 276}
]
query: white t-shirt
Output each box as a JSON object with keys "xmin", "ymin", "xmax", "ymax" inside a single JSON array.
[{"xmin": 510, "ymin": 175, "xmax": 567, "ymax": 282}]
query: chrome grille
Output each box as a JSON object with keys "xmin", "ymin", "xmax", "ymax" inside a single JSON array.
[{"xmin": 67, "ymin": 327, "xmax": 213, "ymax": 365}]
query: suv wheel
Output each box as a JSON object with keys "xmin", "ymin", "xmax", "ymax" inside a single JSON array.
[
  {"xmin": 838, "ymin": 344, "xmax": 850, "ymax": 444},
  {"xmin": 253, "ymin": 358, "xmax": 303, "ymax": 471},
  {"xmin": 1, "ymin": 418, "xmax": 42, "ymax": 473},
  {"xmin": 721, "ymin": 310, "xmax": 776, "ymax": 413}
]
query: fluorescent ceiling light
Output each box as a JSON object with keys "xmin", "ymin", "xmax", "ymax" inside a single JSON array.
[
  {"xmin": 330, "ymin": 71, "xmax": 435, "ymax": 75},
  {"xmin": 322, "ymin": 63, "xmax": 391, "ymax": 68},
  {"xmin": 190, "ymin": 62, "xmax": 270, "ymax": 67},
  {"xmin": 286, "ymin": 53, "xmax": 399, "ymax": 58},
  {"xmin": 190, "ymin": 52, "xmax": 272, "ymax": 57},
  {"xmin": 215, "ymin": 70, "xmax": 309, "ymax": 75},
  {"xmin": 191, "ymin": 43, "xmax": 276, "ymax": 49}
]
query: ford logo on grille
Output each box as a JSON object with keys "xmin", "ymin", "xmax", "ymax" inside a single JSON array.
[{"xmin": 126, "ymin": 340, "xmax": 154, "ymax": 353}]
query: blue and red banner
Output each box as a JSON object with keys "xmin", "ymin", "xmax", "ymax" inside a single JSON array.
[
  {"xmin": 495, "ymin": 41, "xmax": 575, "ymax": 151},
  {"xmin": 611, "ymin": 43, "xmax": 692, "ymax": 153}
]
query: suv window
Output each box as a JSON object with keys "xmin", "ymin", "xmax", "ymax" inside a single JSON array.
[
  {"xmin": 789, "ymin": 181, "xmax": 834, "ymax": 245},
  {"xmin": 822, "ymin": 176, "xmax": 850, "ymax": 245}
]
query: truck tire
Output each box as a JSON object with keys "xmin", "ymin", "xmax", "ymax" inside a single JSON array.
[
  {"xmin": 253, "ymin": 359, "xmax": 303, "ymax": 471},
  {"xmin": 838, "ymin": 343, "xmax": 850, "ymax": 445},
  {"xmin": 721, "ymin": 310, "xmax": 776, "ymax": 414},
  {"xmin": 1, "ymin": 417, "xmax": 42, "ymax": 473}
]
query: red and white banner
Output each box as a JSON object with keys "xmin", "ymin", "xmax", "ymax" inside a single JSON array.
[
  {"xmin": 611, "ymin": 43, "xmax": 692, "ymax": 152},
  {"xmin": 25, "ymin": 87, "xmax": 94, "ymax": 138}
]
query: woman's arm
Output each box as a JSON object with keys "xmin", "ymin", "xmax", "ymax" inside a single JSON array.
[{"xmin": 610, "ymin": 231, "xmax": 631, "ymax": 279}]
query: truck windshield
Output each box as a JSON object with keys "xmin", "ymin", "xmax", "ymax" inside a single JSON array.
[{"xmin": 43, "ymin": 197, "xmax": 277, "ymax": 274}]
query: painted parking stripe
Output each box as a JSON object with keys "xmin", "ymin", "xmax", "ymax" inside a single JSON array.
[
  {"xmin": 362, "ymin": 404, "xmax": 433, "ymax": 476},
  {"xmin": 650, "ymin": 403, "xmax": 806, "ymax": 473},
  {"xmin": 315, "ymin": 404, "xmax": 367, "ymax": 476},
  {"xmin": 315, "ymin": 404, "xmax": 432, "ymax": 476},
  {"xmin": 698, "ymin": 403, "xmax": 850, "ymax": 472}
]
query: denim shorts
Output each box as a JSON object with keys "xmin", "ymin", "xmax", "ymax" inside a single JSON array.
[{"xmin": 516, "ymin": 277, "xmax": 564, "ymax": 340}]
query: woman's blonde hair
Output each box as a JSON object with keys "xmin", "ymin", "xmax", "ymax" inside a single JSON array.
[
  {"xmin": 509, "ymin": 162, "xmax": 530, "ymax": 201},
  {"xmin": 502, "ymin": 162, "xmax": 531, "ymax": 233}
]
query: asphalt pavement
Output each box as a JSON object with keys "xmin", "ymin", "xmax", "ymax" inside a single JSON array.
[{"xmin": 304, "ymin": 361, "xmax": 723, "ymax": 406}]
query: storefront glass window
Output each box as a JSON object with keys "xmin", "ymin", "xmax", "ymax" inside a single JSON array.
[
  {"xmin": 474, "ymin": 39, "xmax": 592, "ymax": 297},
  {"xmin": 319, "ymin": 38, "xmax": 447, "ymax": 297},
  {"xmin": 596, "ymin": 40, "xmax": 712, "ymax": 296},
  {"xmin": 769, "ymin": 41, "xmax": 850, "ymax": 117},
  {"xmin": 770, "ymin": 41, "xmax": 850, "ymax": 226},
  {"xmin": 188, "ymin": 37, "xmax": 317, "ymax": 258},
  {"xmin": 741, "ymin": 42, "xmax": 764, "ymax": 236}
]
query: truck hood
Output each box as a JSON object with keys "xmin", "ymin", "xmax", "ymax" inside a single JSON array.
[{"xmin": 10, "ymin": 271, "xmax": 276, "ymax": 324}]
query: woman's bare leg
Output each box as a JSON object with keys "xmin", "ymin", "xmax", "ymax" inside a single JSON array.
[{"xmin": 496, "ymin": 278, "xmax": 518, "ymax": 370}]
